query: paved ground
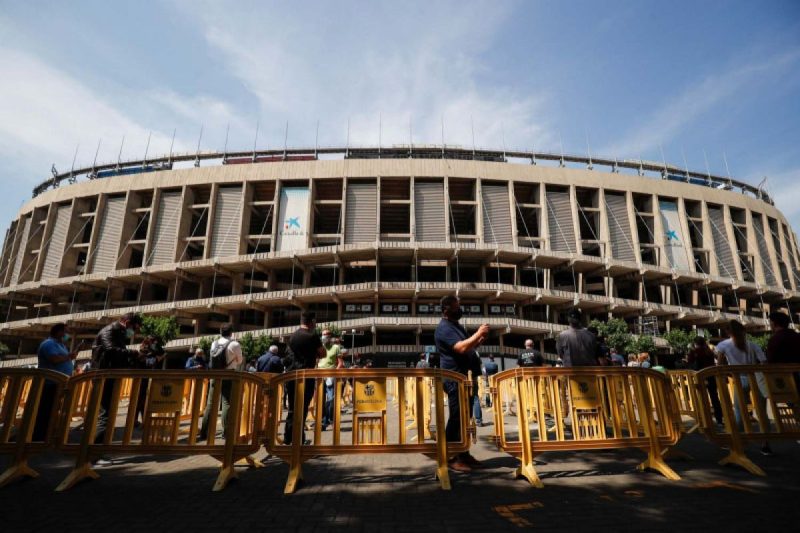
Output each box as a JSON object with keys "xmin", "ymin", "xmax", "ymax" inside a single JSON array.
[{"xmin": 3, "ymin": 419, "xmax": 800, "ymax": 532}]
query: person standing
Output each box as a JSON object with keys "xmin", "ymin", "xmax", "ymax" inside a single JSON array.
[
  {"xmin": 686, "ymin": 336, "xmax": 723, "ymax": 425},
  {"xmin": 556, "ymin": 309, "xmax": 598, "ymax": 367},
  {"xmin": 434, "ymin": 295, "xmax": 489, "ymax": 472},
  {"xmin": 766, "ymin": 311, "xmax": 800, "ymax": 394},
  {"xmin": 469, "ymin": 352, "xmax": 484, "ymax": 427},
  {"xmin": 482, "ymin": 355, "xmax": 499, "ymax": 407},
  {"xmin": 199, "ymin": 324, "xmax": 243, "ymax": 440},
  {"xmin": 766, "ymin": 311, "xmax": 800, "ymax": 364},
  {"xmin": 284, "ymin": 311, "xmax": 326, "ymax": 445},
  {"xmin": 186, "ymin": 348, "xmax": 208, "ymax": 370},
  {"xmin": 33, "ymin": 323, "xmax": 76, "ymax": 441},
  {"xmin": 317, "ymin": 330, "xmax": 343, "ymax": 431},
  {"xmin": 416, "ymin": 353, "xmax": 429, "ymax": 369},
  {"xmin": 91, "ymin": 312, "xmax": 143, "ymax": 447},
  {"xmin": 715, "ymin": 320, "xmax": 771, "ymax": 455},
  {"xmin": 134, "ymin": 335, "xmax": 166, "ymax": 427},
  {"xmin": 256, "ymin": 345, "xmax": 285, "ymax": 373},
  {"xmin": 518, "ymin": 339, "xmax": 544, "ymax": 367},
  {"xmin": 609, "ymin": 348, "xmax": 626, "ymax": 367}
]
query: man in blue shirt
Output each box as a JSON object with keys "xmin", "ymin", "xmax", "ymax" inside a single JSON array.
[
  {"xmin": 33, "ymin": 323, "xmax": 76, "ymax": 440},
  {"xmin": 434, "ymin": 295, "xmax": 489, "ymax": 472}
]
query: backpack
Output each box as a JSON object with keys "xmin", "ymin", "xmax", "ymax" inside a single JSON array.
[{"xmin": 210, "ymin": 339, "xmax": 229, "ymax": 369}]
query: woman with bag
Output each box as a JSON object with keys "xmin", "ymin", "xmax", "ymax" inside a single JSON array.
[{"xmin": 715, "ymin": 320, "xmax": 772, "ymax": 455}]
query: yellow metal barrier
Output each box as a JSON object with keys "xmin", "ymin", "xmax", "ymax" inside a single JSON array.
[
  {"xmin": 264, "ymin": 368, "xmax": 472, "ymax": 494},
  {"xmin": 54, "ymin": 370, "xmax": 266, "ymax": 491},
  {"xmin": 694, "ymin": 364, "xmax": 800, "ymax": 476},
  {"xmin": 0, "ymin": 369, "xmax": 69, "ymax": 487},
  {"xmin": 491, "ymin": 367, "xmax": 682, "ymax": 487},
  {"xmin": 667, "ymin": 370, "xmax": 704, "ymax": 433}
]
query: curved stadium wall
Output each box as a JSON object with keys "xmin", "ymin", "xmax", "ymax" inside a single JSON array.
[{"xmin": 1, "ymin": 146, "xmax": 799, "ymax": 366}]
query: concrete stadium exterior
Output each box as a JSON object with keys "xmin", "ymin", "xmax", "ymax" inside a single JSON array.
[{"xmin": 1, "ymin": 145, "xmax": 799, "ymax": 366}]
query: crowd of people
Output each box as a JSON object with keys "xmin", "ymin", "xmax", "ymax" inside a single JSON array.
[{"xmin": 31, "ymin": 299, "xmax": 799, "ymax": 468}]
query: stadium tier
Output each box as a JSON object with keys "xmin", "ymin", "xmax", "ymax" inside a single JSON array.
[{"xmin": 1, "ymin": 146, "xmax": 799, "ymax": 365}]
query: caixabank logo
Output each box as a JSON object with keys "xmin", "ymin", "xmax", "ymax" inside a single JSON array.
[{"xmin": 282, "ymin": 216, "xmax": 304, "ymax": 237}]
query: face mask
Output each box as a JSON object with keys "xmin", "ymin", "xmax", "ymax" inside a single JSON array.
[
  {"xmin": 126, "ymin": 328, "xmax": 135, "ymax": 339},
  {"xmin": 449, "ymin": 308, "xmax": 463, "ymax": 321},
  {"xmin": 321, "ymin": 336, "xmax": 330, "ymax": 344},
  {"xmin": 62, "ymin": 333, "xmax": 71, "ymax": 343}
]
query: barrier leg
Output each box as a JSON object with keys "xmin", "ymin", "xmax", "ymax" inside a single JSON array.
[
  {"xmin": 514, "ymin": 374, "xmax": 543, "ymax": 488},
  {"xmin": 715, "ymin": 375, "xmax": 766, "ymax": 477},
  {"xmin": 0, "ymin": 459, "xmax": 38, "ymax": 487},
  {"xmin": 284, "ymin": 378, "xmax": 306, "ymax": 494},
  {"xmin": 57, "ymin": 377, "xmax": 104, "ymax": 492},
  {"xmin": 633, "ymin": 377, "xmax": 680, "ymax": 481},
  {"xmin": 433, "ymin": 378, "xmax": 451, "ymax": 490}
]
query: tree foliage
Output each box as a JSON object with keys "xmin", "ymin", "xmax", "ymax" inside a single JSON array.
[
  {"xmin": 588, "ymin": 318, "xmax": 631, "ymax": 353},
  {"xmin": 663, "ymin": 329, "xmax": 694, "ymax": 355},
  {"xmin": 198, "ymin": 337, "xmax": 213, "ymax": 357},
  {"xmin": 238, "ymin": 332, "xmax": 274, "ymax": 360},
  {"xmin": 748, "ymin": 333, "xmax": 771, "ymax": 351},
  {"xmin": 0, "ymin": 341, "xmax": 9, "ymax": 356},
  {"xmin": 626, "ymin": 335, "xmax": 656, "ymax": 355},
  {"xmin": 140, "ymin": 315, "xmax": 180, "ymax": 344}
]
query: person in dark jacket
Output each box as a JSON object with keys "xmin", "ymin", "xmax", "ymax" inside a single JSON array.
[
  {"xmin": 134, "ymin": 335, "xmax": 165, "ymax": 426},
  {"xmin": 256, "ymin": 345, "xmax": 285, "ymax": 373},
  {"xmin": 91, "ymin": 313, "xmax": 143, "ymax": 445},
  {"xmin": 686, "ymin": 336, "xmax": 722, "ymax": 425}
]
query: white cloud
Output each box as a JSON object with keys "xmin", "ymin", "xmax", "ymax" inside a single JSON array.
[
  {"xmin": 601, "ymin": 48, "xmax": 800, "ymax": 158},
  {"xmin": 175, "ymin": 0, "xmax": 553, "ymax": 151}
]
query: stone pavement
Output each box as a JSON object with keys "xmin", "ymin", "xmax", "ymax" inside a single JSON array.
[{"xmin": 3, "ymin": 421, "xmax": 800, "ymax": 532}]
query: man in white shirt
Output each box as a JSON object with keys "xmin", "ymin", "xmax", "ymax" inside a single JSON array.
[{"xmin": 199, "ymin": 324, "xmax": 243, "ymax": 440}]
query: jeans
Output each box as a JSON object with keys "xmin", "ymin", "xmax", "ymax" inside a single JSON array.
[
  {"xmin": 94, "ymin": 378, "xmax": 117, "ymax": 443},
  {"xmin": 472, "ymin": 389, "xmax": 483, "ymax": 425},
  {"xmin": 322, "ymin": 379, "xmax": 335, "ymax": 428},
  {"xmin": 445, "ymin": 382, "xmax": 462, "ymax": 444},
  {"xmin": 732, "ymin": 383, "xmax": 768, "ymax": 431},
  {"xmin": 284, "ymin": 378, "xmax": 315, "ymax": 445},
  {"xmin": 32, "ymin": 381, "xmax": 58, "ymax": 442},
  {"xmin": 705, "ymin": 377, "xmax": 723, "ymax": 424},
  {"xmin": 200, "ymin": 379, "xmax": 232, "ymax": 439}
]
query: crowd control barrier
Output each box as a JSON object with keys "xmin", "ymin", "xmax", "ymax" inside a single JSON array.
[
  {"xmin": 490, "ymin": 367, "xmax": 682, "ymax": 487},
  {"xmin": 263, "ymin": 368, "xmax": 472, "ymax": 494},
  {"xmin": 54, "ymin": 369, "xmax": 266, "ymax": 491},
  {"xmin": 0, "ymin": 369, "xmax": 69, "ymax": 486},
  {"xmin": 693, "ymin": 364, "xmax": 800, "ymax": 476},
  {"xmin": 667, "ymin": 370, "xmax": 703, "ymax": 434}
]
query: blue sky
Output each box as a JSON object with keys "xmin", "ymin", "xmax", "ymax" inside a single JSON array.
[{"xmin": 1, "ymin": 0, "xmax": 799, "ymax": 233}]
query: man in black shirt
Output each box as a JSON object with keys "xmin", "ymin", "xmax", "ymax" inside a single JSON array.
[
  {"xmin": 518, "ymin": 339, "xmax": 544, "ymax": 367},
  {"xmin": 284, "ymin": 311, "xmax": 325, "ymax": 445}
]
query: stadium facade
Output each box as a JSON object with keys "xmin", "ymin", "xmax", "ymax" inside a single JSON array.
[{"xmin": 1, "ymin": 145, "xmax": 799, "ymax": 367}]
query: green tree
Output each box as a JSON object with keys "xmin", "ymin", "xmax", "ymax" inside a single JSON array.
[
  {"xmin": 198, "ymin": 336, "xmax": 213, "ymax": 357},
  {"xmin": 0, "ymin": 341, "xmax": 9, "ymax": 357},
  {"xmin": 589, "ymin": 318, "xmax": 632, "ymax": 354},
  {"xmin": 254, "ymin": 333, "xmax": 274, "ymax": 357},
  {"xmin": 748, "ymin": 333, "xmax": 770, "ymax": 352},
  {"xmin": 140, "ymin": 315, "xmax": 180, "ymax": 344},
  {"xmin": 663, "ymin": 329, "xmax": 693, "ymax": 356},
  {"xmin": 239, "ymin": 332, "xmax": 258, "ymax": 361},
  {"xmin": 626, "ymin": 335, "xmax": 656, "ymax": 355}
]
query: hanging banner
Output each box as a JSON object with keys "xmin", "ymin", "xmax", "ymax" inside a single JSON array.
[
  {"xmin": 568, "ymin": 377, "xmax": 601, "ymax": 409},
  {"xmin": 659, "ymin": 200, "xmax": 690, "ymax": 271},
  {"xmin": 276, "ymin": 187, "xmax": 310, "ymax": 251}
]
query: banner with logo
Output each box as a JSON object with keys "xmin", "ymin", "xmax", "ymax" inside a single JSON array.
[
  {"xmin": 354, "ymin": 378, "xmax": 387, "ymax": 412},
  {"xmin": 146, "ymin": 379, "xmax": 185, "ymax": 413},
  {"xmin": 659, "ymin": 200, "xmax": 690, "ymax": 271},
  {"xmin": 276, "ymin": 187, "xmax": 310, "ymax": 251},
  {"xmin": 765, "ymin": 373, "xmax": 799, "ymax": 403}
]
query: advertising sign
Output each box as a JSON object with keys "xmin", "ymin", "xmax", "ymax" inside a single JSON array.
[
  {"xmin": 354, "ymin": 378, "xmax": 387, "ymax": 412},
  {"xmin": 276, "ymin": 187, "xmax": 310, "ymax": 251},
  {"xmin": 146, "ymin": 379, "xmax": 185, "ymax": 413},
  {"xmin": 659, "ymin": 200, "xmax": 690, "ymax": 271},
  {"xmin": 568, "ymin": 377, "xmax": 601, "ymax": 409}
]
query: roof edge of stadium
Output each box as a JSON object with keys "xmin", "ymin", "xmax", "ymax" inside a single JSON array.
[{"xmin": 33, "ymin": 145, "xmax": 772, "ymax": 205}]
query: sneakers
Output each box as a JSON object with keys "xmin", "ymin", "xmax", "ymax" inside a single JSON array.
[
  {"xmin": 94, "ymin": 456, "xmax": 114, "ymax": 467},
  {"xmin": 761, "ymin": 444, "xmax": 774, "ymax": 456}
]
